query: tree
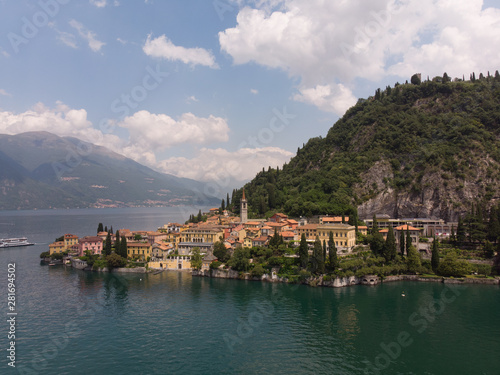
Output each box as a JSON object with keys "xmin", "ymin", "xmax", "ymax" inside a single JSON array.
[
  {"xmin": 384, "ymin": 226, "xmax": 397, "ymax": 262},
  {"xmin": 120, "ymin": 236, "xmax": 127, "ymax": 259},
  {"xmin": 228, "ymin": 248, "xmax": 250, "ymax": 271},
  {"xmin": 104, "ymin": 232, "xmax": 112, "ymax": 256},
  {"xmin": 399, "ymin": 230, "xmax": 406, "ymax": 256},
  {"xmin": 411, "ymin": 73, "xmax": 421, "ymax": 85},
  {"xmin": 213, "ymin": 241, "xmax": 230, "ymax": 263},
  {"xmin": 487, "ymin": 207, "xmax": 500, "ymax": 243},
  {"xmin": 312, "ymin": 236, "xmax": 325, "ymax": 274},
  {"xmin": 456, "ymin": 216, "xmax": 466, "ymax": 245},
  {"xmin": 299, "ymin": 233, "xmax": 308, "ymax": 269},
  {"xmin": 191, "ymin": 247, "xmax": 203, "ymax": 270},
  {"xmin": 322, "ymin": 240, "xmax": 327, "ymax": 265},
  {"xmin": 431, "ymin": 236, "xmax": 440, "ymax": 272},
  {"xmin": 483, "ymin": 241, "xmax": 495, "ymax": 259},
  {"xmin": 221, "ymin": 199, "xmax": 225, "ymax": 212},
  {"xmin": 106, "ymin": 253, "xmax": 126, "ymax": 269},
  {"xmin": 197, "ymin": 209, "xmax": 202, "ymax": 222},
  {"xmin": 442, "ymin": 72, "xmax": 450, "ymax": 83},
  {"xmin": 115, "ymin": 230, "xmax": 120, "ymax": 252},
  {"xmin": 406, "ymin": 246, "xmax": 422, "ymax": 274},
  {"xmin": 97, "ymin": 223, "xmax": 104, "ymax": 233},
  {"xmin": 134, "ymin": 234, "xmax": 142, "ymax": 241},
  {"xmin": 450, "ymin": 225, "xmax": 456, "ymax": 246},
  {"xmin": 226, "ymin": 193, "xmax": 230, "ymax": 208},
  {"xmin": 436, "ymin": 252, "xmax": 471, "ymax": 277},
  {"xmin": 328, "ymin": 231, "xmax": 338, "ymax": 272}
]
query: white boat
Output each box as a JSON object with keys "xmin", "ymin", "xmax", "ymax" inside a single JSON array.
[{"xmin": 0, "ymin": 237, "xmax": 35, "ymax": 248}]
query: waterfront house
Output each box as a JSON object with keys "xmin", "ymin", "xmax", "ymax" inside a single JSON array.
[
  {"xmin": 127, "ymin": 242, "xmax": 152, "ymax": 261},
  {"xmin": 49, "ymin": 241, "xmax": 65, "ymax": 255},
  {"xmin": 63, "ymin": 234, "xmax": 79, "ymax": 250},
  {"xmin": 78, "ymin": 236, "xmax": 103, "ymax": 256},
  {"xmin": 316, "ymin": 223, "xmax": 356, "ymax": 251}
]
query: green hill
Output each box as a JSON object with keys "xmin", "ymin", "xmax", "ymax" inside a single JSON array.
[{"xmin": 236, "ymin": 72, "xmax": 500, "ymax": 221}]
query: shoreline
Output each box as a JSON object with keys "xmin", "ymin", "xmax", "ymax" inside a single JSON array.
[{"xmin": 192, "ymin": 269, "xmax": 500, "ymax": 287}]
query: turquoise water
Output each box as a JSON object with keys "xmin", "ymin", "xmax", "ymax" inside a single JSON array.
[{"xmin": 0, "ymin": 208, "xmax": 499, "ymax": 374}]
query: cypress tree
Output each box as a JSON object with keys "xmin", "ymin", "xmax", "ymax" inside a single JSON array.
[
  {"xmin": 400, "ymin": 230, "xmax": 406, "ymax": 255},
  {"xmin": 226, "ymin": 193, "xmax": 230, "ymax": 208},
  {"xmin": 457, "ymin": 216, "xmax": 466, "ymax": 245},
  {"xmin": 115, "ymin": 230, "xmax": 120, "ymax": 252},
  {"xmin": 120, "ymin": 236, "xmax": 127, "ymax": 259},
  {"xmin": 323, "ymin": 240, "xmax": 327, "ymax": 264},
  {"xmin": 328, "ymin": 231, "xmax": 338, "ymax": 272},
  {"xmin": 450, "ymin": 225, "xmax": 456, "ymax": 246},
  {"xmin": 110, "ymin": 226, "xmax": 113, "ymax": 235},
  {"xmin": 384, "ymin": 226, "xmax": 397, "ymax": 261},
  {"xmin": 97, "ymin": 223, "xmax": 104, "ymax": 234},
  {"xmin": 221, "ymin": 199, "xmax": 225, "ymax": 212},
  {"xmin": 299, "ymin": 234, "xmax": 308, "ymax": 269},
  {"xmin": 104, "ymin": 232, "xmax": 112, "ymax": 256},
  {"xmin": 405, "ymin": 227, "xmax": 412, "ymax": 256},
  {"xmin": 313, "ymin": 236, "xmax": 325, "ymax": 274},
  {"xmin": 431, "ymin": 236, "xmax": 440, "ymax": 272}
]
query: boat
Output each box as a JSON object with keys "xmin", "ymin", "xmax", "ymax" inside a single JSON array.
[{"xmin": 0, "ymin": 237, "xmax": 35, "ymax": 248}]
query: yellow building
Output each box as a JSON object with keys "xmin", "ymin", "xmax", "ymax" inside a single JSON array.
[
  {"xmin": 165, "ymin": 232, "xmax": 182, "ymax": 249},
  {"xmin": 181, "ymin": 226, "xmax": 224, "ymax": 244},
  {"xmin": 149, "ymin": 256, "xmax": 192, "ymax": 270},
  {"xmin": 127, "ymin": 242, "xmax": 152, "ymax": 261},
  {"xmin": 49, "ymin": 241, "xmax": 65, "ymax": 255},
  {"xmin": 296, "ymin": 224, "xmax": 318, "ymax": 241},
  {"xmin": 63, "ymin": 234, "xmax": 79, "ymax": 250},
  {"xmin": 316, "ymin": 224, "xmax": 356, "ymax": 249}
]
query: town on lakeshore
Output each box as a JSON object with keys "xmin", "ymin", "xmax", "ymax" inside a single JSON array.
[{"xmin": 42, "ymin": 190, "xmax": 500, "ymax": 286}]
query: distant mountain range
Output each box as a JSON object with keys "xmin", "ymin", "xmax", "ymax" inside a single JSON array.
[{"xmin": 0, "ymin": 131, "xmax": 219, "ymax": 210}]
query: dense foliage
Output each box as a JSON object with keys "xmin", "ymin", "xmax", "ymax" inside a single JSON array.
[{"xmin": 234, "ymin": 73, "xmax": 500, "ymax": 219}]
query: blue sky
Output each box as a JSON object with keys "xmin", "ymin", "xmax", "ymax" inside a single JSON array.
[{"xmin": 1, "ymin": 0, "xmax": 500, "ymax": 192}]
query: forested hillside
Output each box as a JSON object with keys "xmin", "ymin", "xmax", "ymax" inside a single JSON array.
[{"xmin": 232, "ymin": 72, "xmax": 500, "ymax": 220}]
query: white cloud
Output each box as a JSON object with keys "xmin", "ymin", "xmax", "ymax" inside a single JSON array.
[
  {"xmin": 0, "ymin": 102, "xmax": 122, "ymax": 151},
  {"xmin": 143, "ymin": 34, "xmax": 218, "ymax": 68},
  {"xmin": 117, "ymin": 38, "xmax": 127, "ymax": 45},
  {"xmin": 186, "ymin": 95, "xmax": 199, "ymax": 103},
  {"xmin": 157, "ymin": 147, "xmax": 293, "ymax": 182},
  {"xmin": 293, "ymin": 84, "xmax": 357, "ymax": 114},
  {"xmin": 117, "ymin": 110, "xmax": 230, "ymax": 165},
  {"xmin": 0, "ymin": 89, "xmax": 11, "ymax": 97},
  {"xmin": 69, "ymin": 19, "xmax": 105, "ymax": 52},
  {"xmin": 219, "ymin": 0, "xmax": 500, "ymax": 115},
  {"xmin": 90, "ymin": 0, "xmax": 107, "ymax": 7},
  {"xmin": 56, "ymin": 30, "xmax": 78, "ymax": 49}
]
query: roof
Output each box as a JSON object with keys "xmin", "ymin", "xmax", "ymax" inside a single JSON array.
[
  {"xmin": 281, "ymin": 231, "xmax": 296, "ymax": 237},
  {"xmin": 64, "ymin": 234, "xmax": 78, "ymax": 239},
  {"xmin": 286, "ymin": 219, "xmax": 298, "ymax": 224},
  {"xmin": 80, "ymin": 236, "xmax": 103, "ymax": 243},
  {"xmin": 379, "ymin": 229, "xmax": 389, "ymax": 233},
  {"xmin": 299, "ymin": 224, "xmax": 318, "ymax": 230},
  {"xmin": 253, "ymin": 235, "xmax": 269, "ymax": 242},
  {"xmin": 395, "ymin": 225, "xmax": 422, "ymax": 231},
  {"xmin": 50, "ymin": 241, "xmax": 65, "ymax": 246}
]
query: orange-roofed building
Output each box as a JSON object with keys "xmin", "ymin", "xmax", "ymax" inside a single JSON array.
[
  {"xmin": 269, "ymin": 213, "xmax": 288, "ymax": 223},
  {"xmin": 319, "ymin": 216, "xmax": 349, "ymax": 224},
  {"xmin": 395, "ymin": 225, "xmax": 422, "ymax": 249},
  {"xmin": 63, "ymin": 234, "xmax": 79, "ymax": 250},
  {"xmin": 281, "ymin": 231, "xmax": 297, "ymax": 242}
]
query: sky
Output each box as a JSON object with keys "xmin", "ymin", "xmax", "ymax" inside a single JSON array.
[{"xmin": 1, "ymin": 0, "xmax": 500, "ymax": 194}]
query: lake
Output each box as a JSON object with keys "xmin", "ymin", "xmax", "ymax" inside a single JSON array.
[{"xmin": 0, "ymin": 207, "xmax": 499, "ymax": 374}]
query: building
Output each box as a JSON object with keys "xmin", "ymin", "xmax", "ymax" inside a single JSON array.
[
  {"xmin": 78, "ymin": 236, "xmax": 103, "ymax": 256},
  {"xmin": 316, "ymin": 224, "xmax": 356, "ymax": 250},
  {"xmin": 297, "ymin": 224, "xmax": 319, "ymax": 241},
  {"xmin": 319, "ymin": 216, "xmax": 349, "ymax": 224},
  {"xmin": 240, "ymin": 188, "xmax": 248, "ymax": 223},
  {"xmin": 147, "ymin": 231, "xmax": 168, "ymax": 245},
  {"xmin": 49, "ymin": 241, "xmax": 65, "ymax": 255},
  {"xmin": 364, "ymin": 216, "xmax": 448, "ymax": 237},
  {"xmin": 127, "ymin": 242, "xmax": 152, "ymax": 261},
  {"xmin": 63, "ymin": 234, "xmax": 79, "ymax": 250},
  {"xmin": 181, "ymin": 226, "xmax": 224, "ymax": 244},
  {"xmin": 394, "ymin": 225, "xmax": 422, "ymax": 249},
  {"xmin": 178, "ymin": 242, "xmax": 213, "ymax": 255},
  {"xmin": 269, "ymin": 213, "xmax": 288, "ymax": 223},
  {"xmin": 149, "ymin": 256, "xmax": 192, "ymax": 270},
  {"xmin": 152, "ymin": 242, "xmax": 174, "ymax": 258}
]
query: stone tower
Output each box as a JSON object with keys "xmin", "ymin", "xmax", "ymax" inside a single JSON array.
[{"xmin": 240, "ymin": 188, "xmax": 248, "ymax": 223}]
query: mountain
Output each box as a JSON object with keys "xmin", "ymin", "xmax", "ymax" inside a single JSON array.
[
  {"xmin": 237, "ymin": 74, "xmax": 500, "ymax": 221},
  {"xmin": 0, "ymin": 131, "xmax": 219, "ymax": 210}
]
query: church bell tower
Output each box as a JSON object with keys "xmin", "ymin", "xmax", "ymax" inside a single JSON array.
[{"xmin": 240, "ymin": 189, "xmax": 248, "ymax": 223}]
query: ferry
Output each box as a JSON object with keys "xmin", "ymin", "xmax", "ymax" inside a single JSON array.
[{"xmin": 0, "ymin": 237, "xmax": 34, "ymax": 248}]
